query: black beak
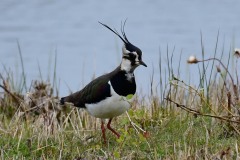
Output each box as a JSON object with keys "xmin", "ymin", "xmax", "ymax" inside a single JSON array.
[{"xmin": 140, "ymin": 60, "xmax": 147, "ymax": 67}]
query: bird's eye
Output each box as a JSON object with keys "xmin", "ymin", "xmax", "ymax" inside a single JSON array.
[
  {"xmin": 138, "ymin": 55, "xmax": 142, "ymax": 61},
  {"xmin": 129, "ymin": 53, "xmax": 136, "ymax": 60}
]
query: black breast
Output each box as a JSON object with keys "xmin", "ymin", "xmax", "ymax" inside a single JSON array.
[{"xmin": 110, "ymin": 71, "xmax": 136, "ymax": 96}]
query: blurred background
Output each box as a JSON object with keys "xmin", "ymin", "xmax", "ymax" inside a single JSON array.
[{"xmin": 0, "ymin": 0, "xmax": 240, "ymax": 96}]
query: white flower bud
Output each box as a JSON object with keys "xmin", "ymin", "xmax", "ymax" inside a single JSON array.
[
  {"xmin": 234, "ymin": 48, "xmax": 240, "ymax": 57},
  {"xmin": 187, "ymin": 56, "xmax": 198, "ymax": 64}
]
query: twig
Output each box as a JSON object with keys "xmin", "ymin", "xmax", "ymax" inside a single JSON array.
[
  {"xmin": 125, "ymin": 111, "xmax": 151, "ymax": 149},
  {"xmin": 198, "ymin": 58, "xmax": 234, "ymax": 85},
  {"xmin": 193, "ymin": 57, "xmax": 238, "ymax": 101},
  {"xmin": 165, "ymin": 97, "xmax": 240, "ymax": 124},
  {"xmin": 125, "ymin": 111, "xmax": 146, "ymax": 133}
]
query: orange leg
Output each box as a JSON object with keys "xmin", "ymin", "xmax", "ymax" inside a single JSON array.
[
  {"xmin": 101, "ymin": 120, "xmax": 106, "ymax": 143},
  {"xmin": 107, "ymin": 118, "xmax": 120, "ymax": 138}
]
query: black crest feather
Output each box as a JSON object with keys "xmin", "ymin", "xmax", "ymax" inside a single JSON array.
[{"xmin": 99, "ymin": 20, "xmax": 130, "ymax": 45}]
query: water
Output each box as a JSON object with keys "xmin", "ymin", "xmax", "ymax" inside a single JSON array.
[{"xmin": 0, "ymin": 0, "xmax": 240, "ymax": 96}]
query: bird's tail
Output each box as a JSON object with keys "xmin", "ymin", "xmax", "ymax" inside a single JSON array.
[
  {"xmin": 60, "ymin": 97, "xmax": 65, "ymax": 105},
  {"xmin": 60, "ymin": 91, "xmax": 83, "ymax": 107}
]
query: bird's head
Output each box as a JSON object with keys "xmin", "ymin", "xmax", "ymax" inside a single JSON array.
[{"xmin": 99, "ymin": 21, "xmax": 147, "ymax": 72}]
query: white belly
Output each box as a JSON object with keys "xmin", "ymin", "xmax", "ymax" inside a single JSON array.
[{"xmin": 85, "ymin": 85, "xmax": 134, "ymax": 119}]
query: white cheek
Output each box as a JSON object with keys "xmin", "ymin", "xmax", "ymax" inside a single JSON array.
[{"xmin": 121, "ymin": 59, "xmax": 132, "ymax": 71}]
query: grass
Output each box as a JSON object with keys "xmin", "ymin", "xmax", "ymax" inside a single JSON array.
[{"xmin": 0, "ymin": 40, "xmax": 240, "ymax": 159}]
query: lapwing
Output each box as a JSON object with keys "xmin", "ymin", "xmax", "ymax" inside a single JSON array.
[{"xmin": 60, "ymin": 21, "xmax": 147, "ymax": 143}]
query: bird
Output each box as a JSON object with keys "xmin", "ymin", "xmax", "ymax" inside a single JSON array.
[{"xmin": 60, "ymin": 21, "xmax": 147, "ymax": 143}]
